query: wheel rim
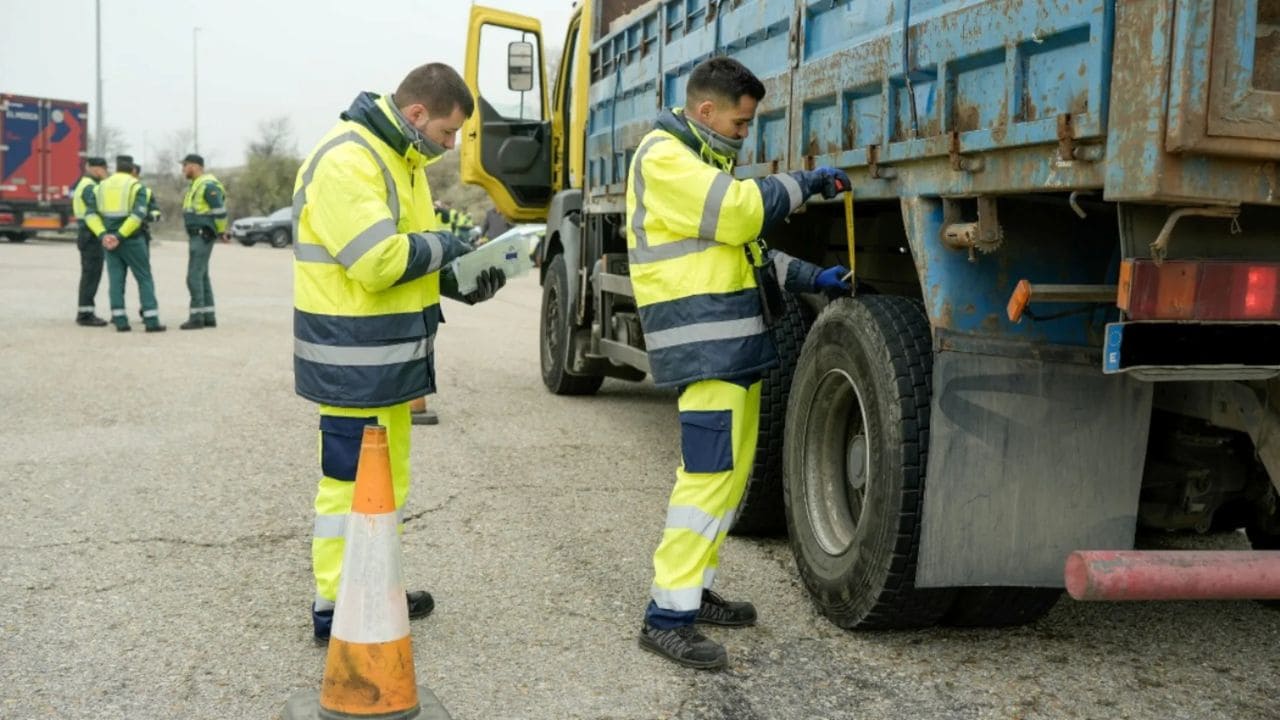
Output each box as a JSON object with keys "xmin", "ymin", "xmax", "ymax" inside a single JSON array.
[
  {"xmin": 802, "ymin": 367, "xmax": 872, "ymax": 557},
  {"xmin": 542, "ymin": 281, "xmax": 562, "ymax": 372}
]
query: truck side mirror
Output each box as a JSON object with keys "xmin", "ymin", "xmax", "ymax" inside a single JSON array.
[{"xmin": 508, "ymin": 41, "xmax": 536, "ymax": 92}]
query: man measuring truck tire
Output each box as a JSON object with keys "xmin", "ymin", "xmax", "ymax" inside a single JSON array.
[
  {"xmin": 293, "ymin": 62, "xmax": 506, "ymax": 642},
  {"xmin": 627, "ymin": 57, "xmax": 851, "ymax": 669}
]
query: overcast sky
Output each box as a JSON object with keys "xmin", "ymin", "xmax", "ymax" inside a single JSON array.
[{"xmin": 2, "ymin": 0, "xmax": 573, "ymax": 168}]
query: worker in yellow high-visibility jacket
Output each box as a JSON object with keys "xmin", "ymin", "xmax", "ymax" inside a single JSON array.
[
  {"xmin": 627, "ymin": 56, "xmax": 851, "ymax": 669},
  {"xmin": 84, "ymin": 155, "xmax": 166, "ymax": 332},
  {"xmin": 293, "ymin": 62, "xmax": 507, "ymax": 642},
  {"xmin": 71, "ymin": 156, "xmax": 109, "ymax": 326}
]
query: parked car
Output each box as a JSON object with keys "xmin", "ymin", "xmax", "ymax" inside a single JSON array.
[{"xmin": 230, "ymin": 206, "xmax": 292, "ymax": 247}]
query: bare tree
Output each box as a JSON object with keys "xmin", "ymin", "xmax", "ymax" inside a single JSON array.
[
  {"xmin": 152, "ymin": 128, "xmax": 195, "ymax": 193},
  {"xmin": 248, "ymin": 116, "xmax": 296, "ymax": 159},
  {"xmin": 231, "ymin": 117, "xmax": 302, "ymax": 218},
  {"xmin": 86, "ymin": 125, "xmax": 128, "ymax": 163}
]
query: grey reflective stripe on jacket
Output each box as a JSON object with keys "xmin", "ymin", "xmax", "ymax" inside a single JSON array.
[
  {"xmin": 294, "ymin": 336, "xmax": 432, "ymax": 367},
  {"xmin": 292, "ymin": 130, "xmax": 402, "ymax": 267},
  {"xmin": 643, "ymin": 316, "xmax": 769, "ymax": 352}
]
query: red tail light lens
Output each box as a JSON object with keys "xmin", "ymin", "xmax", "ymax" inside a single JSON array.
[{"xmin": 1120, "ymin": 260, "xmax": 1280, "ymax": 321}]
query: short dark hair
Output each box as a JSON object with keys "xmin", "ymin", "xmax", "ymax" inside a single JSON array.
[
  {"xmin": 686, "ymin": 56, "xmax": 766, "ymax": 106},
  {"xmin": 395, "ymin": 63, "xmax": 475, "ymax": 119}
]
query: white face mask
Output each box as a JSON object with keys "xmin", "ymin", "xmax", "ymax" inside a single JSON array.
[{"xmin": 390, "ymin": 95, "xmax": 447, "ymax": 159}]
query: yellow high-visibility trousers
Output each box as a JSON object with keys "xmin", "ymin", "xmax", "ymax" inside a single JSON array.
[
  {"xmin": 647, "ymin": 378, "xmax": 761, "ymax": 628},
  {"xmin": 311, "ymin": 401, "xmax": 412, "ymax": 609}
]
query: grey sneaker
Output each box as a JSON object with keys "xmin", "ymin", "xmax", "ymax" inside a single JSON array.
[
  {"xmin": 638, "ymin": 623, "xmax": 727, "ymax": 670},
  {"xmin": 697, "ymin": 589, "xmax": 757, "ymax": 627}
]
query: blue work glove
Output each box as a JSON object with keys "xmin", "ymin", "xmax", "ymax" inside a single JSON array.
[
  {"xmin": 815, "ymin": 265, "xmax": 852, "ymax": 297},
  {"xmin": 806, "ymin": 166, "xmax": 851, "ymax": 199}
]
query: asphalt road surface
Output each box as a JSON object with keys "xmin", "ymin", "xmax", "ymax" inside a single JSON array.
[{"xmin": 2, "ymin": 236, "xmax": 1278, "ymax": 720}]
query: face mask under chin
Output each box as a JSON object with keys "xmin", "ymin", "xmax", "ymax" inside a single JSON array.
[
  {"xmin": 686, "ymin": 116, "xmax": 744, "ymax": 161},
  {"xmin": 390, "ymin": 96, "xmax": 447, "ymax": 159}
]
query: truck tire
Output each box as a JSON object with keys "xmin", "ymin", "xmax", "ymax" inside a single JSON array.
[
  {"xmin": 270, "ymin": 228, "xmax": 291, "ymax": 248},
  {"xmin": 730, "ymin": 292, "xmax": 813, "ymax": 536},
  {"xmin": 238, "ymin": 236, "xmax": 257, "ymax": 247},
  {"xmin": 541, "ymin": 254, "xmax": 604, "ymax": 396},
  {"xmin": 784, "ymin": 296, "xmax": 955, "ymax": 629},
  {"xmin": 942, "ymin": 588, "xmax": 1061, "ymax": 627},
  {"xmin": 5, "ymin": 232, "xmax": 27, "ymax": 243}
]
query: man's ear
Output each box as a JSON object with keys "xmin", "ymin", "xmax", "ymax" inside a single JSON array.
[
  {"xmin": 693, "ymin": 98, "xmax": 717, "ymax": 122},
  {"xmin": 403, "ymin": 103, "xmax": 427, "ymax": 125}
]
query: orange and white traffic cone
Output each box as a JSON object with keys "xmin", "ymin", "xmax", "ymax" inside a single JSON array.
[{"xmin": 283, "ymin": 425, "xmax": 449, "ymax": 720}]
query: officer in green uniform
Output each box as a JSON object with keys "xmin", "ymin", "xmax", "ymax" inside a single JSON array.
[
  {"xmin": 71, "ymin": 157, "xmax": 109, "ymax": 326},
  {"xmin": 179, "ymin": 153, "xmax": 227, "ymax": 330},
  {"xmin": 129, "ymin": 163, "xmax": 161, "ymax": 246},
  {"xmin": 83, "ymin": 155, "xmax": 166, "ymax": 333},
  {"xmin": 129, "ymin": 163, "xmax": 162, "ymax": 322}
]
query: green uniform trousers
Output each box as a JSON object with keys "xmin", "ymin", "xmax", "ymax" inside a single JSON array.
[
  {"xmin": 105, "ymin": 236, "xmax": 160, "ymax": 329},
  {"xmin": 185, "ymin": 229, "xmax": 216, "ymax": 322},
  {"xmin": 76, "ymin": 226, "xmax": 104, "ymax": 315},
  {"xmin": 647, "ymin": 378, "xmax": 762, "ymax": 627},
  {"xmin": 311, "ymin": 402, "xmax": 413, "ymax": 610}
]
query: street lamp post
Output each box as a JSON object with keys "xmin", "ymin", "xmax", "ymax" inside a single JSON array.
[
  {"xmin": 193, "ymin": 26, "xmax": 200, "ymax": 153},
  {"xmin": 95, "ymin": 0, "xmax": 103, "ymax": 154}
]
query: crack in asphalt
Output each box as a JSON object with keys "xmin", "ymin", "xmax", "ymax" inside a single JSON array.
[{"xmin": 1, "ymin": 531, "xmax": 298, "ymax": 552}]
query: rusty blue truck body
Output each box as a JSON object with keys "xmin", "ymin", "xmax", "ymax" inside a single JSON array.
[{"xmin": 464, "ymin": 0, "xmax": 1280, "ymax": 627}]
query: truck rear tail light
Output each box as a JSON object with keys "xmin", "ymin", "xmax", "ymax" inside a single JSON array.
[
  {"xmin": 1118, "ymin": 260, "xmax": 1280, "ymax": 321},
  {"xmin": 0, "ymin": 212, "xmax": 15, "ymax": 225}
]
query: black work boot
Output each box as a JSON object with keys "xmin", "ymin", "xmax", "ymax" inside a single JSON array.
[
  {"xmin": 180, "ymin": 317, "xmax": 205, "ymax": 330},
  {"xmin": 145, "ymin": 324, "xmax": 167, "ymax": 333},
  {"xmin": 76, "ymin": 313, "xmax": 108, "ymax": 327},
  {"xmin": 638, "ymin": 623, "xmax": 728, "ymax": 670},
  {"xmin": 411, "ymin": 409, "xmax": 439, "ymax": 426},
  {"xmin": 407, "ymin": 590, "xmax": 435, "ymax": 619},
  {"xmin": 697, "ymin": 589, "xmax": 757, "ymax": 627}
]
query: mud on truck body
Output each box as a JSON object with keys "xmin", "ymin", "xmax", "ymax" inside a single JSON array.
[{"xmin": 460, "ymin": 0, "xmax": 1280, "ymax": 628}]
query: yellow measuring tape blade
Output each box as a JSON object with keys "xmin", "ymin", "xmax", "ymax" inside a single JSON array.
[{"xmin": 843, "ymin": 191, "xmax": 856, "ymax": 287}]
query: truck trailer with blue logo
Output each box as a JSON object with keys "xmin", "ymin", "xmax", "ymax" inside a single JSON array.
[
  {"xmin": 0, "ymin": 94, "xmax": 89, "ymax": 241},
  {"xmin": 461, "ymin": 0, "xmax": 1280, "ymax": 628}
]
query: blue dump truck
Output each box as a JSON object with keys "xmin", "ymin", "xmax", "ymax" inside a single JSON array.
[{"xmin": 461, "ymin": 0, "xmax": 1280, "ymax": 628}]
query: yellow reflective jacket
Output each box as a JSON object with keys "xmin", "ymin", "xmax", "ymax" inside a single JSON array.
[
  {"xmin": 293, "ymin": 92, "xmax": 472, "ymax": 407},
  {"xmin": 71, "ymin": 175, "xmax": 98, "ymax": 229},
  {"xmin": 625, "ymin": 108, "xmax": 822, "ymax": 387},
  {"xmin": 87, "ymin": 172, "xmax": 147, "ymax": 239},
  {"xmin": 183, "ymin": 173, "xmax": 228, "ymax": 233}
]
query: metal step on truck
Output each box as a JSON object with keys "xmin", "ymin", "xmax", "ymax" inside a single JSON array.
[{"xmin": 461, "ymin": 0, "xmax": 1280, "ymax": 629}]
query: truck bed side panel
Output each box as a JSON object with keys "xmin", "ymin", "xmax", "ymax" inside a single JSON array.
[{"xmin": 585, "ymin": 0, "xmax": 1115, "ymax": 202}]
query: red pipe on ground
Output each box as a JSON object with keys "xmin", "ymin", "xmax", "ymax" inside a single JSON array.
[{"xmin": 1065, "ymin": 550, "xmax": 1280, "ymax": 601}]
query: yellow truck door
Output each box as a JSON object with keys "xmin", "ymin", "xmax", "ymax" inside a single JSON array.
[{"xmin": 461, "ymin": 6, "xmax": 554, "ymax": 221}]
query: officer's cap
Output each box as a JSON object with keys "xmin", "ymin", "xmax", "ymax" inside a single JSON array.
[
  {"xmin": 86, "ymin": 156, "xmax": 107, "ymax": 168},
  {"xmin": 181, "ymin": 153, "xmax": 205, "ymax": 166}
]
